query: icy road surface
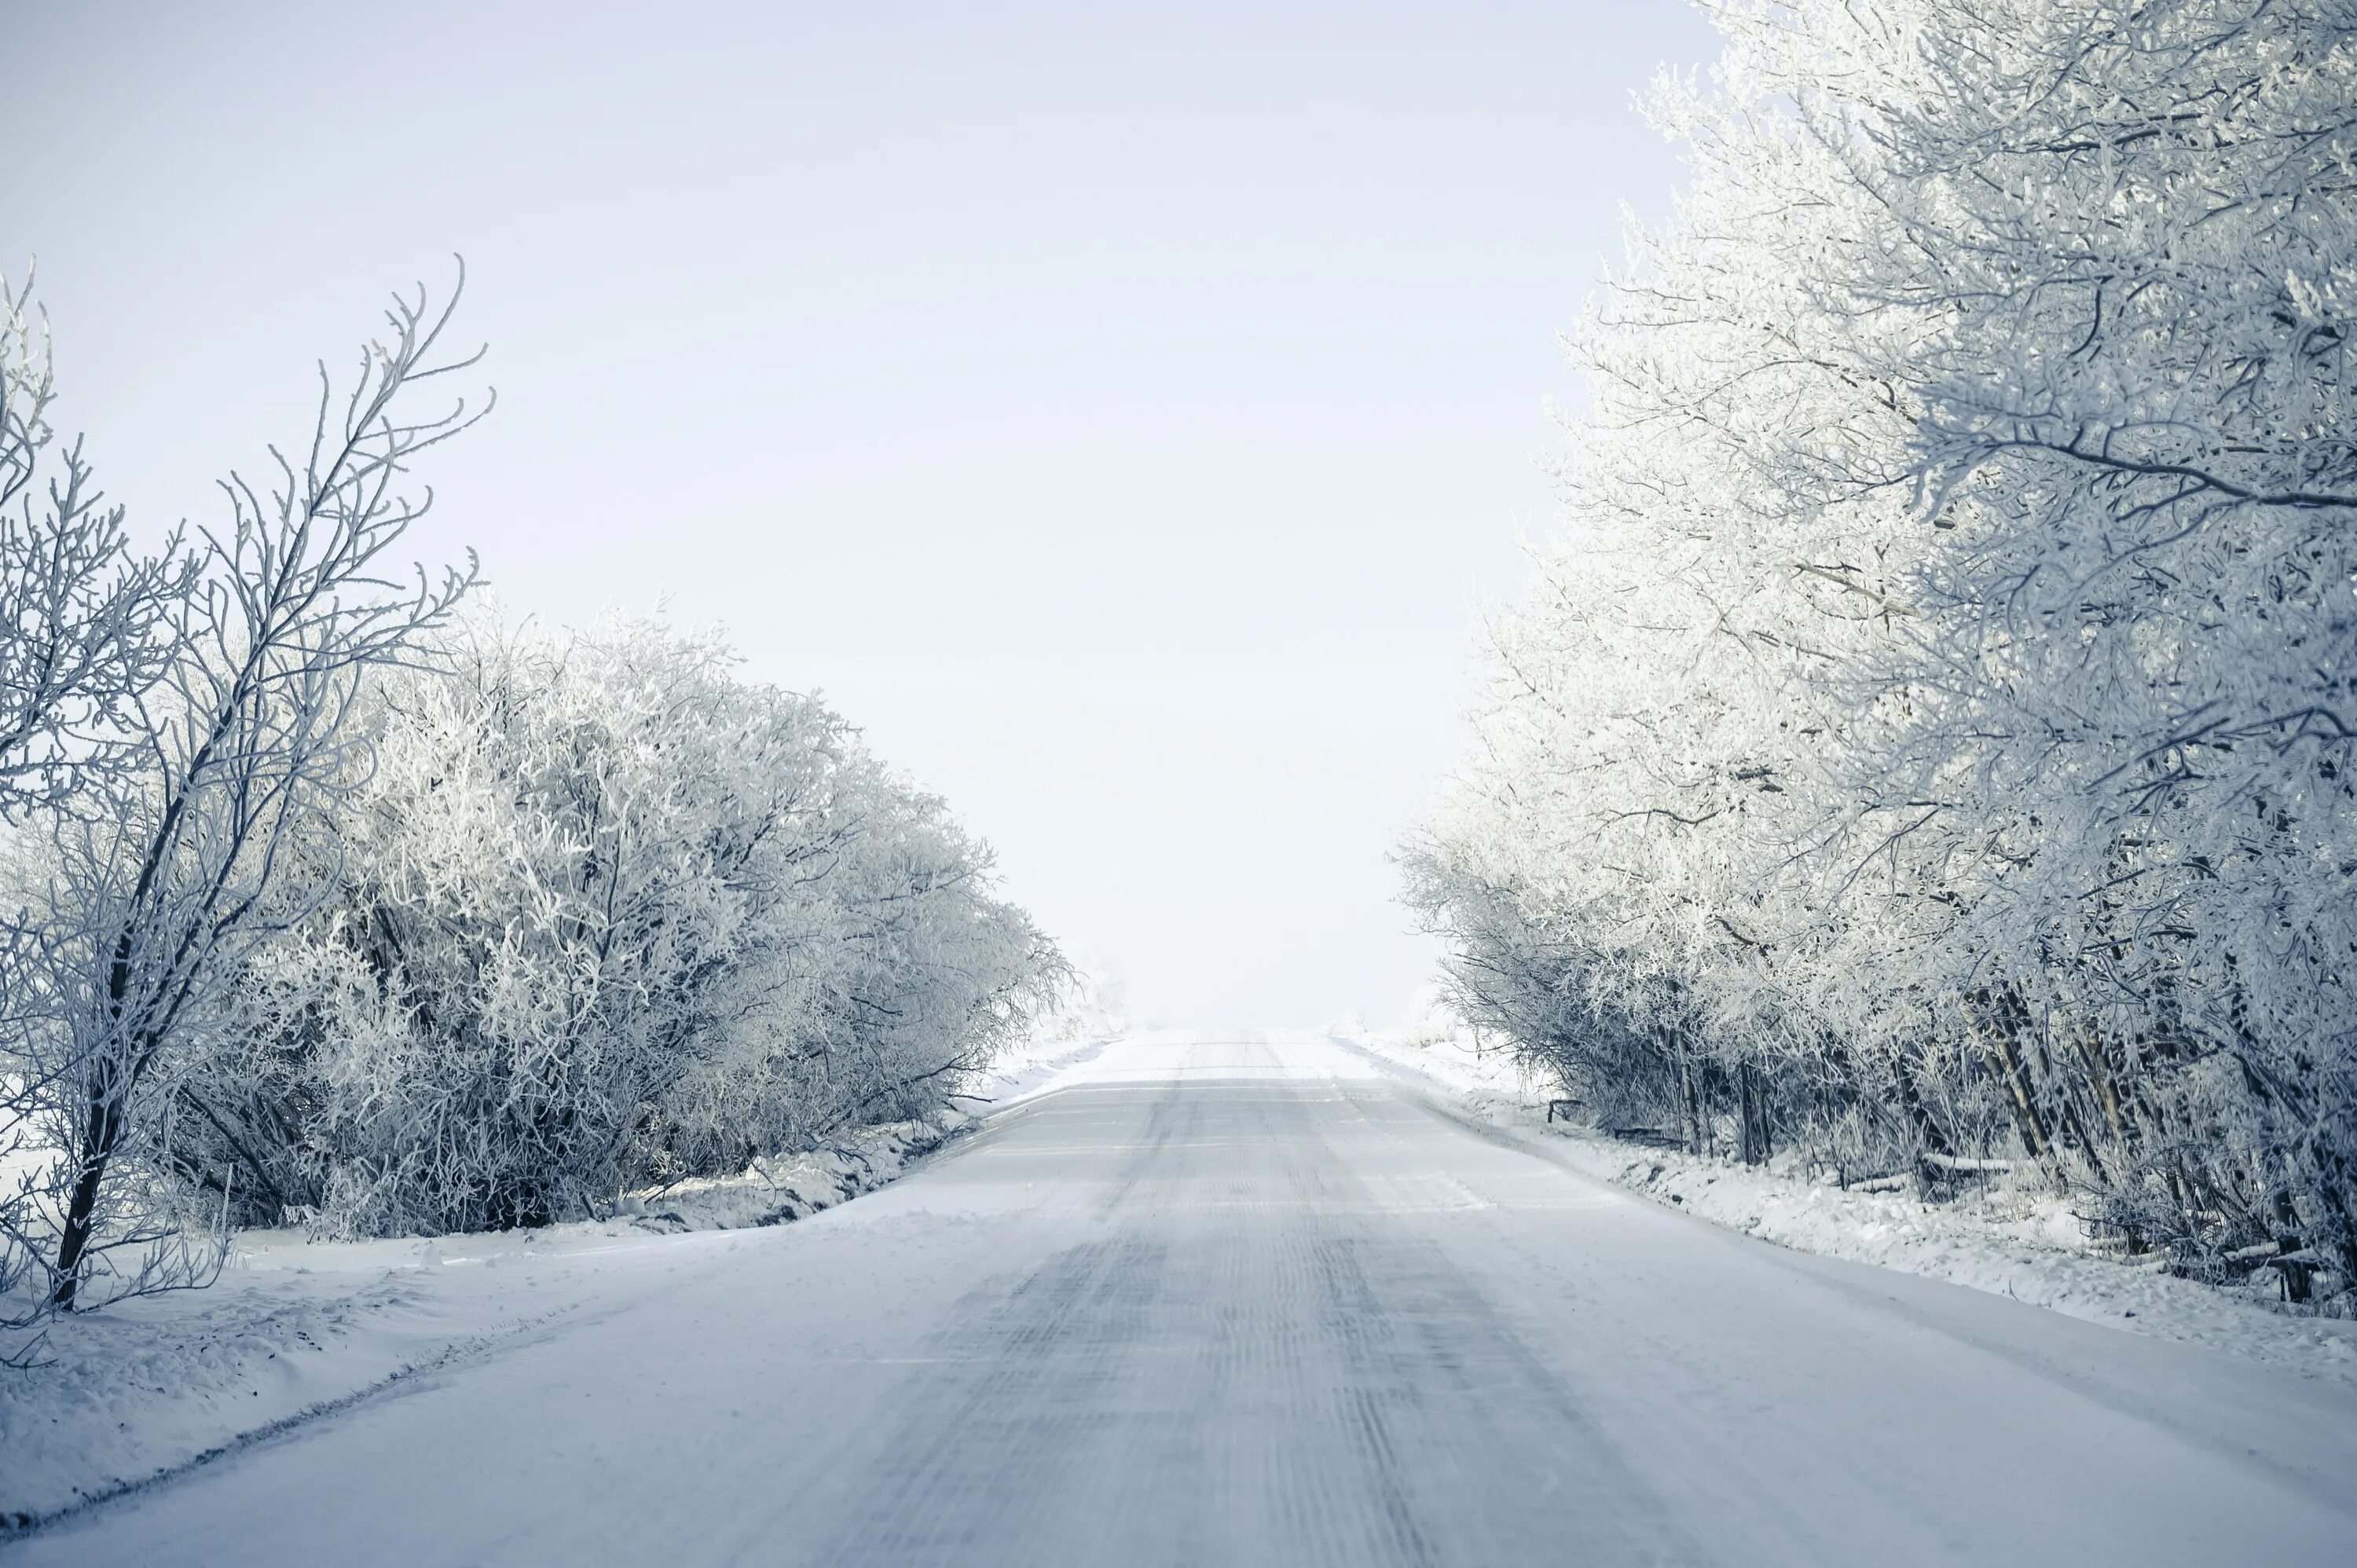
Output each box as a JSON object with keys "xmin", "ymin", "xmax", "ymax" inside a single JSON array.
[{"xmin": 19, "ymin": 1033, "xmax": 2357, "ymax": 1566}]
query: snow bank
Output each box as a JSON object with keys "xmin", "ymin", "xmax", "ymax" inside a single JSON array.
[
  {"xmin": 0, "ymin": 1032, "xmax": 1123, "ymax": 1529},
  {"xmin": 1340, "ymin": 1028, "xmax": 2357, "ymax": 1390}
]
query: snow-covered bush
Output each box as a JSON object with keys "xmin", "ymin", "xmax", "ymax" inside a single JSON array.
[
  {"xmin": 172, "ymin": 616, "xmax": 1061, "ymax": 1236},
  {"xmin": 1409, "ymin": 0, "xmax": 2357, "ymax": 1304}
]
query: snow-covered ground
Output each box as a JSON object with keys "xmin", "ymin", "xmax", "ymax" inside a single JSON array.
[
  {"xmin": 7, "ymin": 1029, "xmax": 2353, "ymax": 1566},
  {"xmin": 1342, "ymin": 1026, "xmax": 2357, "ymax": 1389},
  {"xmin": 0, "ymin": 1031, "xmax": 1119, "ymax": 1529}
]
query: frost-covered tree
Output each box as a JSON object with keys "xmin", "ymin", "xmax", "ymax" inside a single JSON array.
[
  {"xmin": 0, "ymin": 273, "xmax": 203, "ymax": 824},
  {"xmin": 1412, "ymin": 0, "xmax": 2357, "ymax": 1302},
  {"xmin": 1837, "ymin": 0, "xmax": 2357, "ymax": 1282},
  {"xmin": 6, "ymin": 276, "xmax": 482, "ymax": 1310},
  {"xmin": 0, "ymin": 273, "xmax": 195, "ymax": 815},
  {"xmin": 0, "ymin": 269, "xmax": 200, "ymax": 1317}
]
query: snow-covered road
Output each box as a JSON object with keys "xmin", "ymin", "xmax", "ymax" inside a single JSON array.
[{"xmin": 18, "ymin": 1033, "xmax": 2356, "ymax": 1566}]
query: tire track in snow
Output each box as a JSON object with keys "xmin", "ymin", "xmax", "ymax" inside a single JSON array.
[
  {"xmin": 801, "ymin": 1042, "xmax": 1698, "ymax": 1566},
  {"xmin": 805, "ymin": 1073, "xmax": 1201, "ymax": 1566}
]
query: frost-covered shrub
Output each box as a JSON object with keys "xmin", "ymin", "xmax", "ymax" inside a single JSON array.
[
  {"xmin": 651, "ymin": 757, "xmax": 1063, "ymax": 1178},
  {"xmin": 176, "ymin": 617, "xmax": 1061, "ymax": 1236}
]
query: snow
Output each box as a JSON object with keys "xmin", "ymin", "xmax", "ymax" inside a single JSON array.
[
  {"xmin": 1342, "ymin": 1026, "xmax": 2357, "ymax": 1388},
  {"xmin": 0, "ymin": 1031, "xmax": 1118, "ymax": 1528},
  {"xmin": 5, "ymin": 1030, "xmax": 2355, "ymax": 1566}
]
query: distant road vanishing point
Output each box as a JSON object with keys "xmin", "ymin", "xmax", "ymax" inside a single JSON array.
[{"xmin": 18, "ymin": 1032, "xmax": 2356, "ymax": 1567}]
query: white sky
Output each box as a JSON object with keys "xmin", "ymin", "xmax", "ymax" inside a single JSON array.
[{"xmin": 3, "ymin": 0, "xmax": 1718, "ymax": 1028}]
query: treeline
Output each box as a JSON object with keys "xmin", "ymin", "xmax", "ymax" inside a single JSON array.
[
  {"xmin": 0, "ymin": 273, "xmax": 1059, "ymax": 1321},
  {"xmin": 1406, "ymin": 0, "xmax": 2355, "ymax": 1308}
]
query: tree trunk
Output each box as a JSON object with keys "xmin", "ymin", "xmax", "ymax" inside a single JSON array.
[
  {"xmin": 1964, "ymin": 988, "xmax": 2050, "ymax": 1162},
  {"xmin": 51, "ymin": 1059, "xmax": 126, "ymax": 1309},
  {"xmin": 1737, "ymin": 1061, "xmax": 1766, "ymax": 1167}
]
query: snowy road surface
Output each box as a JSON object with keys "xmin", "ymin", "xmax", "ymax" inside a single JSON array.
[{"xmin": 17, "ymin": 1033, "xmax": 2356, "ymax": 1566}]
